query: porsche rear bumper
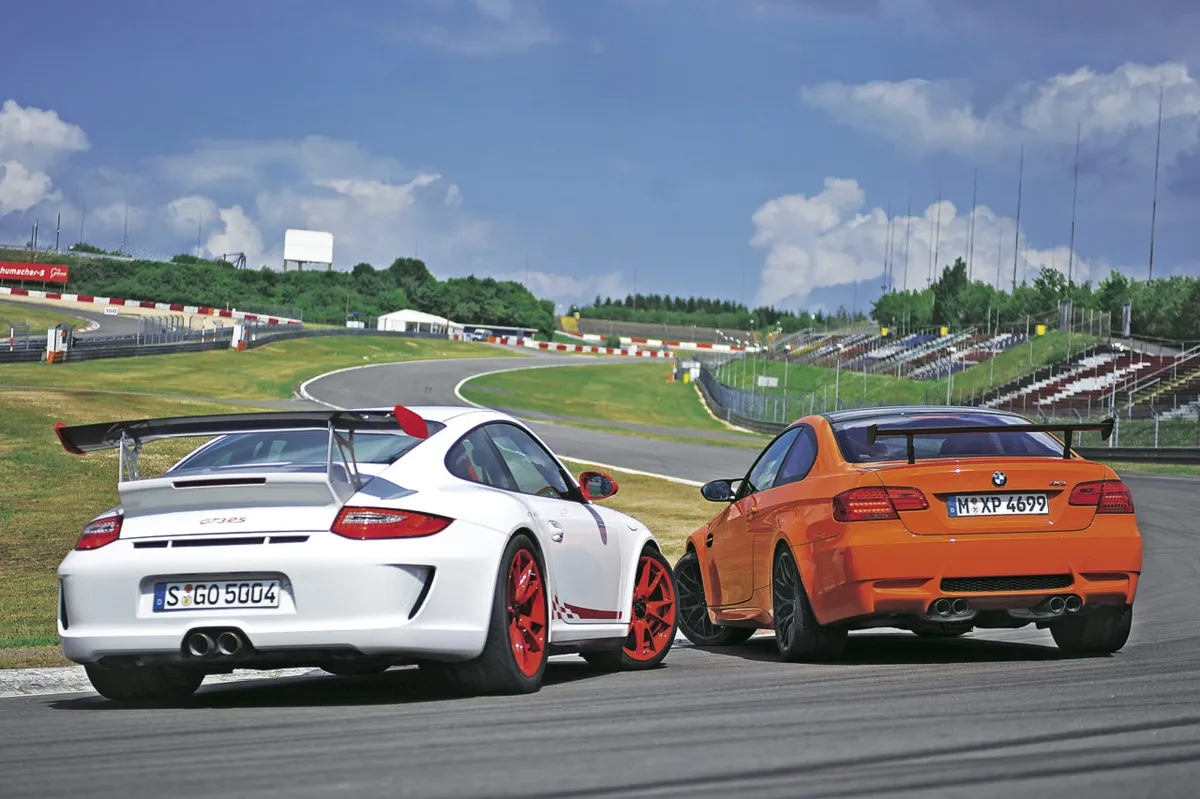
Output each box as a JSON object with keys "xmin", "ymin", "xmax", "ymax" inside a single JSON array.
[
  {"xmin": 56, "ymin": 521, "xmax": 507, "ymax": 665},
  {"xmin": 803, "ymin": 521, "xmax": 1143, "ymax": 625}
]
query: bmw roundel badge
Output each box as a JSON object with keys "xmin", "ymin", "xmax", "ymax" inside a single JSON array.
[{"xmin": 992, "ymin": 471, "xmax": 1007, "ymax": 487}]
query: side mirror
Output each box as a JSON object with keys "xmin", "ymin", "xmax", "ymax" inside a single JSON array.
[
  {"xmin": 701, "ymin": 479, "xmax": 735, "ymax": 503},
  {"xmin": 580, "ymin": 470, "xmax": 619, "ymax": 502}
]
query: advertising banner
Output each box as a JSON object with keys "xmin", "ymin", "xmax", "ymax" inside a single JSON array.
[{"xmin": 0, "ymin": 262, "xmax": 70, "ymax": 283}]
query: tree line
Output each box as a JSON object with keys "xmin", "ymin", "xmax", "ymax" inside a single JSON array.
[
  {"xmin": 41, "ymin": 249, "xmax": 557, "ymax": 335},
  {"xmin": 572, "ymin": 294, "xmax": 869, "ymax": 333},
  {"xmin": 873, "ymin": 258, "xmax": 1200, "ymax": 341}
]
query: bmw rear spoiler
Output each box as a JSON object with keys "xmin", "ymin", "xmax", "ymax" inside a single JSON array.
[
  {"xmin": 866, "ymin": 417, "xmax": 1116, "ymax": 464},
  {"xmin": 54, "ymin": 405, "xmax": 433, "ymax": 489}
]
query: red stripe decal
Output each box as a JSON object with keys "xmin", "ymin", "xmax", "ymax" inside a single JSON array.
[{"xmin": 563, "ymin": 603, "xmax": 622, "ymax": 620}]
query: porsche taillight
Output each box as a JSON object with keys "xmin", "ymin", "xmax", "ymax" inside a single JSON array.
[
  {"xmin": 1069, "ymin": 480, "xmax": 1135, "ymax": 514},
  {"xmin": 833, "ymin": 487, "xmax": 928, "ymax": 522},
  {"xmin": 331, "ymin": 507, "xmax": 453, "ymax": 540},
  {"xmin": 76, "ymin": 512, "xmax": 123, "ymax": 550}
]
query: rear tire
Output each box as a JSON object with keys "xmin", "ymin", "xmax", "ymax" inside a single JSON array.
[
  {"xmin": 582, "ymin": 548, "xmax": 678, "ymax": 671},
  {"xmin": 84, "ymin": 663, "xmax": 204, "ymax": 703},
  {"xmin": 772, "ymin": 546, "xmax": 846, "ymax": 662},
  {"xmin": 674, "ymin": 550, "xmax": 755, "ymax": 647},
  {"xmin": 441, "ymin": 533, "xmax": 549, "ymax": 695},
  {"xmin": 1050, "ymin": 605, "xmax": 1132, "ymax": 656}
]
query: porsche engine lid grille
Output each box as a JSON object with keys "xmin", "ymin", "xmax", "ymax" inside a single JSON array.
[{"xmin": 940, "ymin": 574, "xmax": 1073, "ymax": 593}]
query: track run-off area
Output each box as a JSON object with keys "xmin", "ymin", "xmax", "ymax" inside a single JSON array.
[{"xmin": 3, "ymin": 352, "xmax": 1199, "ymax": 798}]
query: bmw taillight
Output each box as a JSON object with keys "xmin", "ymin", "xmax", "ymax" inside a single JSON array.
[
  {"xmin": 331, "ymin": 507, "xmax": 453, "ymax": 539},
  {"xmin": 833, "ymin": 487, "xmax": 928, "ymax": 521},
  {"xmin": 76, "ymin": 512, "xmax": 123, "ymax": 550},
  {"xmin": 886, "ymin": 487, "xmax": 929, "ymax": 512},
  {"xmin": 1069, "ymin": 480, "xmax": 1135, "ymax": 514}
]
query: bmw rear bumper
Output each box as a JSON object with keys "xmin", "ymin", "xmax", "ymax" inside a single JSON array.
[
  {"xmin": 802, "ymin": 522, "xmax": 1143, "ymax": 626},
  {"xmin": 56, "ymin": 521, "xmax": 507, "ymax": 666}
]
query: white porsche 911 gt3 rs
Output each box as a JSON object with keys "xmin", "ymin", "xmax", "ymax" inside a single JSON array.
[{"xmin": 53, "ymin": 405, "xmax": 678, "ymax": 702}]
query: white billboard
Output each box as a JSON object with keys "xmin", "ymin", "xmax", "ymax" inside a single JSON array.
[{"xmin": 283, "ymin": 229, "xmax": 334, "ymax": 265}]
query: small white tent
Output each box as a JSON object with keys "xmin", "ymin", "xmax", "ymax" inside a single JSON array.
[{"xmin": 376, "ymin": 309, "xmax": 464, "ymax": 335}]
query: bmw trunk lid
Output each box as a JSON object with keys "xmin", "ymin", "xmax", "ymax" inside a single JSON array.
[{"xmin": 865, "ymin": 458, "xmax": 1108, "ymax": 535}]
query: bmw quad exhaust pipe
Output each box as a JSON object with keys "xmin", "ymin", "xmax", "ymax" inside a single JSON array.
[
  {"xmin": 186, "ymin": 632, "xmax": 214, "ymax": 657},
  {"xmin": 216, "ymin": 631, "xmax": 244, "ymax": 656},
  {"xmin": 1064, "ymin": 595, "xmax": 1083, "ymax": 613},
  {"xmin": 1047, "ymin": 596, "xmax": 1066, "ymax": 614},
  {"xmin": 930, "ymin": 598, "xmax": 972, "ymax": 619}
]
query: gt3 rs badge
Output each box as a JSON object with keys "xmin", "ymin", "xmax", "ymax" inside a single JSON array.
[{"xmin": 992, "ymin": 471, "xmax": 1007, "ymax": 487}]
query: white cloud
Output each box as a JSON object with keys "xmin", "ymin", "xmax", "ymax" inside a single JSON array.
[
  {"xmin": 0, "ymin": 100, "xmax": 89, "ymax": 218},
  {"xmin": 165, "ymin": 195, "xmax": 220, "ymax": 236},
  {"xmin": 508, "ymin": 269, "xmax": 629, "ymax": 310},
  {"xmin": 405, "ymin": 0, "xmax": 554, "ymax": 56},
  {"xmin": 0, "ymin": 161, "xmax": 59, "ymax": 215},
  {"xmin": 0, "ymin": 99, "xmax": 89, "ymax": 168},
  {"xmin": 750, "ymin": 177, "xmax": 1098, "ymax": 306},
  {"xmin": 801, "ymin": 61, "xmax": 1200, "ymax": 160},
  {"xmin": 204, "ymin": 205, "xmax": 267, "ymax": 266}
]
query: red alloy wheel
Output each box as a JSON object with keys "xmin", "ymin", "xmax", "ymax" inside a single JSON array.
[
  {"xmin": 507, "ymin": 549, "xmax": 547, "ymax": 677},
  {"xmin": 624, "ymin": 555, "xmax": 677, "ymax": 661}
]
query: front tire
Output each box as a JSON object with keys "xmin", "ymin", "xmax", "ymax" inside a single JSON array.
[
  {"xmin": 772, "ymin": 546, "xmax": 846, "ymax": 662},
  {"xmin": 441, "ymin": 533, "xmax": 549, "ymax": 695},
  {"xmin": 84, "ymin": 663, "xmax": 204, "ymax": 703},
  {"xmin": 583, "ymin": 548, "xmax": 677, "ymax": 671},
  {"xmin": 673, "ymin": 550, "xmax": 755, "ymax": 647},
  {"xmin": 1050, "ymin": 605, "xmax": 1132, "ymax": 656}
]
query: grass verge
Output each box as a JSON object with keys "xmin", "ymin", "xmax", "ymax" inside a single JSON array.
[
  {"xmin": 461, "ymin": 361, "xmax": 732, "ymax": 433},
  {"xmin": 565, "ymin": 462, "xmax": 711, "ymax": 563},
  {"xmin": 0, "ymin": 336, "xmax": 508, "ymax": 400},
  {"xmin": 0, "ymin": 389, "xmax": 258, "ymax": 667},
  {"xmin": 0, "ymin": 298, "xmax": 89, "ymax": 331}
]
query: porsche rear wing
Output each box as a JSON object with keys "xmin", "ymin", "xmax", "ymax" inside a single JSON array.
[
  {"xmin": 54, "ymin": 405, "xmax": 432, "ymax": 492},
  {"xmin": 866, "ymin": 417, "xmax": 1115, "ymax": 464}
]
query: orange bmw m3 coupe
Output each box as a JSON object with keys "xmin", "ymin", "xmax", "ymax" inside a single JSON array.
[{"xmin": 674, "ymin": 407, "xmax": 1142, "ymax": 662}]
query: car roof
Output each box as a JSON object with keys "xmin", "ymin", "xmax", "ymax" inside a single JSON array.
[{"xmin": 820, "ymin": 406, "xmax": 1026, "ymax": 425}]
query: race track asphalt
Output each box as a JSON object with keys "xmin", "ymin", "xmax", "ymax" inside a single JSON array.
[
  {"xmin": 3, "ymin": 354, "xmax": 1198, "ymax": 798},
  {"xmin": 0, "ymin": 297, "xmax": 143, "ymax": 339}
]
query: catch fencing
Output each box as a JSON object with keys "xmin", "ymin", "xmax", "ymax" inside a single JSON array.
[{"xmin": 695, "ymin": 363, "xmax": 1200, "ymax": 462}]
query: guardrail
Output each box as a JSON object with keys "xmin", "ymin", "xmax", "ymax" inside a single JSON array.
[{"xmin": 0, "ymin": 325, "xmax": 459, "ymax": 365}]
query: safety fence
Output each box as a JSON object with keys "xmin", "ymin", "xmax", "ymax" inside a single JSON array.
[{"xmin": 695, "ymin": 363, "xmax": 1200, "ymax": 461}]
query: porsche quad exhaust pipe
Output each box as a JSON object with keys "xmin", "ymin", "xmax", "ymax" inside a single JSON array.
[
  {"xmin": 216, "ymin": 631, "xmax": 244, "ymax": 656},
  {"xmin": 186, "ymin": 632, "xmax": 214, "ymax": 657}
]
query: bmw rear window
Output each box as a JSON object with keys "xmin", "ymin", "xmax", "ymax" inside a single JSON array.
[
  {"xmin": 169, "ymin": 426, "xmax": 445, "ymax": 474},
  {"xmin": 830, "ymin": 413, "xmax": 1064, "ymax": 463}
]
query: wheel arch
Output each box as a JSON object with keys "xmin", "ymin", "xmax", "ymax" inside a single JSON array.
[{"xmin": 773, "ymin": 535, "xmax": 828, "ymax": 624}]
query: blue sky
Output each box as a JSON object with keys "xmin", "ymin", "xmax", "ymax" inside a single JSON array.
[{"xmin": 2, "ymin": 0, "xmax": 1199, "ymax": 315}]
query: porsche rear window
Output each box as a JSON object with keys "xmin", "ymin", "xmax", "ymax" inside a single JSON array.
[
  {"xmin": 170, "ymin": 426, "xmax": 444, "ymax": 473},
  {"xmin": 831, "ymin": 413, "xmax": 1064, "ymax": 463}
]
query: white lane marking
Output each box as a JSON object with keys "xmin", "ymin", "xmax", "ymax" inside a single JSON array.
[{"xmin": 298, "ymin": 356, "xmax": 512, "ymax": 410}]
